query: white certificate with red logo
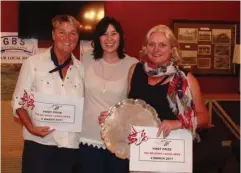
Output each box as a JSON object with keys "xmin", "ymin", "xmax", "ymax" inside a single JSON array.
[
  {"xmin": 31, "ymin": 92, "xmax": 84, "ymax": 132},
  {"xmin": 129, "ymin": 126, "xmax": 193, "ymax": 173}
]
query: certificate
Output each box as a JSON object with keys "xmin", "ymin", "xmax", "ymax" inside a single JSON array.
[
  {"xmin": 129, "ymin": 126, "xmax": 193, "ymax": 173},
  {"xmin": 31, "ymin": 92, "xmax": 84, "ymax": 132}
]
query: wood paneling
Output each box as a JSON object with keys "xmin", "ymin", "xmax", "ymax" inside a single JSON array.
[{"xmin": 1, "ymin": 100, "xmax": 23, "ymax": 173}]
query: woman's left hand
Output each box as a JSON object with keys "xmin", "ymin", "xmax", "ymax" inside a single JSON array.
[{"xmin": 157, "ymin": 120, "xmax": 182, "ymax": 138}]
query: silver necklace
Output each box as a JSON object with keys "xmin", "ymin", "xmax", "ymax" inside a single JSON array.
[{"xmin": 101, "ymin": 59, "xmax": 122, "ymax": 93}]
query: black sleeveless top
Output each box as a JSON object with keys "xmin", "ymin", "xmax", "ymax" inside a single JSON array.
[{"xmin": 128, "ymin": 62, "xmax": 177, "ymax": 121}]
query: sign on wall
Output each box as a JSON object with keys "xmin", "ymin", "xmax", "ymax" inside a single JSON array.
[
  {"xmin": 1, "ymin": 32, "xmax": 38, "ymax": 100},
  {"xmin": 1, "ymin": 32, "xmax": 38, "ymax": 64}
]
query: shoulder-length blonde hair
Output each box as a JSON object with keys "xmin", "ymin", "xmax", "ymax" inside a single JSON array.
[{"xmin": 142, "ymin": 24, "xmax": 181, "ymax": 63}]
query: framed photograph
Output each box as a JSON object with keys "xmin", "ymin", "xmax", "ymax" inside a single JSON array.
[
  {"xmin": 212, "ymin": 29, "xmax": 231, "ymax": 44},
  {"xmin": 198, "ymin": 45, "xmax": 211, "ymax": 55},
  {"xmin": 214, "ymin": 56, "xmax": 230, "ymax": 69},
  {"xmin": 178, "ymin": 28, "xmax": 198, "ymax": 43},
  {"xmin": 172, "ymin": 20, "xmax": 239, "ymax": 75},
  {"xmin": 214, "ymin": 45, "xmax": 231, "ymax": 56},
  {"xmin": 198, "ymin": 58, "xmax": 211, "ymax": 69},
  {"xmin": 180, "ymin": 50, "xmax": 197, "ymax": 65},
  {"xmin": 198, "ymin": 31, "xmax": 211, "ymax": 42}
]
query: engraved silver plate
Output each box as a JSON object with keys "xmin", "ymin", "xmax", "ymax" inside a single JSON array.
[{"xmin": 100, "ymin": 99, "xmax": 161, "ymax": 159}]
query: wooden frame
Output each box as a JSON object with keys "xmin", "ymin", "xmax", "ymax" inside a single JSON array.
[{"xmin": 171, "ymin": 20, "xmax": 239, "ymax": 76}]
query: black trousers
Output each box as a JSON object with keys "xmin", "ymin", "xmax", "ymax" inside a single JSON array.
[
  {"xmin": 74, "ymin": 143, "xmax": 129, "ymax": 173},
  {"xmin": 22, "ymin": 140, "xmax": 78, "ymax": 173}
]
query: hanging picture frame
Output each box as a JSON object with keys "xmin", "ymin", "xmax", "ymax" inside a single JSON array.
[{"xmin": 171, "ymin": 20, "xmax": 239, "ymax": 75}]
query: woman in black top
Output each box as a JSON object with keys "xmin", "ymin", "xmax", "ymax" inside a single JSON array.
[
  {"xmin": 127, "ymin": 24, "xmax": 231, "ymax": 173},
  {"xmin": 128, "ymin": 25, "xmax": 209, "ymax": 138}
]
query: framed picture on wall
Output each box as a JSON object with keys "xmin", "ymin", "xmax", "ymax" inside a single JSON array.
[{"xmin": 171, "ymin": 19, "xmax": 240, "ymax": 75}]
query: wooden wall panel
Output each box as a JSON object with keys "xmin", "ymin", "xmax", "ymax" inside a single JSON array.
[{"xmin": 1, "ymin": 100, "xmax": 23, "ymax": 173}]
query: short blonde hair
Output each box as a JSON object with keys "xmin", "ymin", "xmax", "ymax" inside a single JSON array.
[
  {"xmin": 52, "ymin": 14, "xmax": 80, "ymax": 33},
  {"xmin": 143, "ymin": 24, "xmax": 181, "ymax": 63}
]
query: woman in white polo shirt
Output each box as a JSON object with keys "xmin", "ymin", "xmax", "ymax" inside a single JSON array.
[{"xmin": 11, "ymin": 14, "xmax": 84, "ymax": 173}]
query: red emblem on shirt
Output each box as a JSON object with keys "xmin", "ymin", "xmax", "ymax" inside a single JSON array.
[{"xmin": 19, "ymin": 90, "xmax": 35, "ymax": 110}]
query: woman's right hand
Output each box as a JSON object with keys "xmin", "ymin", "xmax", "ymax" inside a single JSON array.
[
  {"xmin": 29, "ymin": 126, "xmax": 55, "ymax": 137},
  {"xmin": 157, "ymin": 120, "xmax": 182, "ymax": 138},
  {"xmin": 98, "ymin": 111, "xmax": 108, "ymax": 124}
]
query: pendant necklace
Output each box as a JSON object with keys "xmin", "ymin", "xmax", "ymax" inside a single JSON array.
[
  {"xmin": 101, "ymin": 58, "xmax": 121, "ymax": 93},
  {"xmin": 102, "ymin": 83, "xmax": 107, "ymax": 93},
  {"xmin": 101, "ymin": 62, "xmax": 113, "ymax": 93}
]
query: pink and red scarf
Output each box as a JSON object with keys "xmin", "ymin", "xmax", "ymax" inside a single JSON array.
[{"xmin": 144, "ymin": 62, "xmax": 197, "ymax": 135}]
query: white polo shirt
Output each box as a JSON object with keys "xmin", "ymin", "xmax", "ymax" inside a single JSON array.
[{"xmin": 11, "ymin": 48, "xmax": 84, "ymax": 149}]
